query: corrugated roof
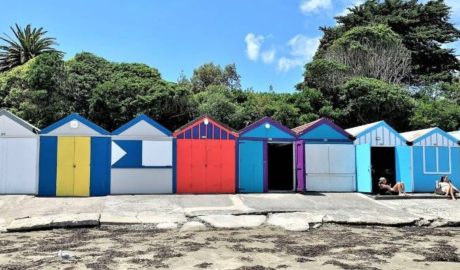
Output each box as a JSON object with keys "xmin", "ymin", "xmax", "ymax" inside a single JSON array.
[
  {"xmin": 400, "ymin": 127, "xmax": 437, "ymax": 142},
  {"xmin": 0, "ymin": 109, "xmax": 40, "ymax": 133},
  {"xmin": 448, "ymin": 131, "xmax": 460, "ymax": 140},
  {"xmin": 291, "ymin": 118, "xmax": 322, "ymax": 134},
  {"xmin": 345, "ymin": 121, "xmax": 382, "ymax": 137}
]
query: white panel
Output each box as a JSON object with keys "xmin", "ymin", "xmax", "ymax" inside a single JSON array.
[
  {"xmin": 328, "ymin": 145, "xmax": 356, "ymax": 174},
  {"xmin": 306, "ymin": 175, "xmax": 355, "ymax": 192},
  {"xmin": 46, "ymin": 120, "xmax": 101, "ymax": 136},
  {"xmin": 111, "ymin": 168, "xmax": 173, "ymax": 194},
  {"xmin": 118, "ymin": 120, "xmax": 169, "ymax": 138},
  {"xmin": 0, "ymin": 138, "xmax": 38, "ymax": 194},
  {"xmin": 365, "ymin": 132, "xmax": 371, "ymax": 144},
  {"xmin": 305, "ymin": 145, "xmax": 329, "ymax": 174},
  {"xmin": 384, "ymin": 127, "xmax": 390, "ymax": 145},
  {"xmin": 142, "ymin": 140, "xmax": 173, "ymax": 166},
  {"xmin": 0, "ymin": 115, "xmax": 35, "ymax": 136}
]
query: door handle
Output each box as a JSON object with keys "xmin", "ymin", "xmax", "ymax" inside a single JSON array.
[{"xmin": 73, "ymin": 164, "xmax": 76, "ymax": 168}]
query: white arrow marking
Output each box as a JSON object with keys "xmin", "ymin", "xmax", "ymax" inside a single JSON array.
[{"xmin": 111, "ymin": 141, "xmax": 127, "ymax": 165}]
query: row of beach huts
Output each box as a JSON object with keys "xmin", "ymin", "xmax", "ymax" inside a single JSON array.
[{"xmin": 0, "ymin": 109, "xmax": 459, "ymax": 196}]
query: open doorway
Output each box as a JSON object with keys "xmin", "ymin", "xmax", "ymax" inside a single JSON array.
[
  {"xmin": 267, "ymin": 142, "xmax": 294, "ymax": 191},
  {"xmin": 371, "ymin": 147, "xmax": 395, "ymax": 193}
]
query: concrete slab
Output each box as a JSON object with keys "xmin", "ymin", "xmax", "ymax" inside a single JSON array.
[
  {"xmin": 6, "ymin": 216, "xmax": 54, "ymax": 232},
  {"xmin": 100, "ymin": 213, "xmax": 140, "ymax": 225},
  {"xmin": 198, "ymin": 215, "xmax": 266, "ymax": 229},
  {"xmin": 384, "ymin": 199, "xmax": 460, "ymax": 225},
  {"xmin": 267, "ymin": 212, "xmax": 311, "ymax": 231},
  {"xmin": 137, "ymin": 211, "xmax": 187, "ymax": 224},
  {"xmin": 180, "ymin": 221, "xmax": 207, "ymax": 231},
  {"xmin": 156, "ymin": 222, "xmax": 178, "ymax": 229},
  {"xmin": 51, "ymin": 213, "xmax": 100, "ymax": 228}
]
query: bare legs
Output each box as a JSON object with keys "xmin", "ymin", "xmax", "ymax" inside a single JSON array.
[{"xmin": 393, "ymin": 182, "xmax": 406, "ymax": 195}]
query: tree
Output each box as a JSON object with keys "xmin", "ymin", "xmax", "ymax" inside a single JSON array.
[
  {"xmin": 0, "ymin": 52, "xmax": 69, "ymax": 127},
  {"xmin": 329, "ymin": 0, "xmax": 460, "ymax": 84},
  {"xmin": 0, "ymin": 24, "xmax": 63, "ymax": 72},
  {"xmin": 338, "ymin": 77, "xmax": 414, "ymax": 130},
  {"xmin": 190, "ymin": 63, "xmax": 241, "ymax": 93},
  {"xmin": 325, "ymin": 24, "xmax": 411, "ymax": 84}
]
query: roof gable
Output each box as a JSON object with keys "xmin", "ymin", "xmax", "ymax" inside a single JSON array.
[
  {"xmin": 346, "ymin": 121, "xmax": 405, "ymax": 146},
  {"xmin": 0, "ymin": 109, "xmax": 39, "ymax": 136},
  {"xmin": 239, "ymin": 117, "xmax": 295, "ymax": 139},
  {"xmin": 293, "ymin": 118, "xmax": 351, "ymax": 142},
  {"xmin": 173, "ymin": 115, "xmax": 238, "ymax": 140},
  {"xmin": 449, "ymin": 131, "xmax": 460, "ymax": 141},
  {"xmin": 402, "ymin": 127, "xmax": 458, "ymax": 147},
  {"xmin": 112, "ymin": 114, "xmax": 172, "ymax": 137},
  {"xmin": 40, "ymin": 113, "xmax": 109, "ymax": 136}
]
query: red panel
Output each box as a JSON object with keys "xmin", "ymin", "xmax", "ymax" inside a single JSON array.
[
  {"xmin": 176, "ymin": 139, "xmax": 236, "ymax": 194},
  {"xmin": 221, "ymin": 140, "xmax": 236, "ymax": 193},
  {"xmin": 191, "ymin": 140, "xmax": 206, "ymax": 193},
  {"xmin": 206, "ymin": 140, "xmax": 222, "ymax": 193}
]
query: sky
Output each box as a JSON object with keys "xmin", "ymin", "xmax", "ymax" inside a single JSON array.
[{"xmin": 1, "ymin": 0, "xmax": 459, "ymax": 92}]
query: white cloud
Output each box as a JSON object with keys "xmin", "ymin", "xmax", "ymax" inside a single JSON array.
[
  {"xmin": 261, "ymin": 48, "xmax": 276, "ymax": 64},
  {"xmin": 244, "ymin": 33, "xmax": 264, "ymax": 61},
  {"xmin": 336, "ymin": 0, "xmax": 364, "ymax": 17},
  {"xmin": 277, "ymin": 34, "xmax": 320, "ymax": 72},
  {"xmin": 300, "ymin": 0, "xmax": 332, "ymax": 13}
]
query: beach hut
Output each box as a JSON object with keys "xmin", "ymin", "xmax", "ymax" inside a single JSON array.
[
  {"xmin": 293, "ymin": 118, "xmax": 355, "ymax": 192},
  {"xmin": 111, "ymin": 114, "xmax": 174, "ymax": 194},
  {"xmin": 238, "ymin": 117, "xmax": 297, "ymax": 193},
  {"xmin": 174, "ymin": 116, "xmax": 238, "ymax": 194},
  {"xmin": 401, "ymin": 128, "xmax": 460, "ymax": 192},
  {"xmin": 38, "ymin": 114, "xmax": 111, "ymax": 197},
  {"xmin": 346, "ymin": 121, "xmax": 410, "ymax": 193},
  {"xmin": 0, "ymin": 110, "xmax": 40, "ymax": 194}
]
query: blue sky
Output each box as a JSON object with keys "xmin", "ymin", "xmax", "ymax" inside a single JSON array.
[{"xmin": 1, "ymin": 0, "xmax": 459, "ymax": 92}]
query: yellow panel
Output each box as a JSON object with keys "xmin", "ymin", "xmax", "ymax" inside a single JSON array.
[
  {"xmin": 73, "ymin": 137, "xmax": 91, "ymax": 196},
  {"xmin": 56, "ymin": 137, "xmax": 75, "ymax": 196}
]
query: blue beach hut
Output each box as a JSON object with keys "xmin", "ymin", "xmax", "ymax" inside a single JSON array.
[
  {"xmin": 401, "ymin": 128, "xmax": 460, "ymax": 192},
  {"xmin": 111, "ymin": 114, "xmax": 175, "ymax": 194},
  {"xmin": 346, "ymin": 121, "xmax": 410, "ymax": 193},
  {"xmin": 39, "ymin": 114, "xmax": 111, "ymax": 197},
  {"xmin": 238, "ymin": 117, "xmax": 297, "ymax": 193}
]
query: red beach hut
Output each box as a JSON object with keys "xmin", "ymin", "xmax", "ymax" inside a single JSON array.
[{"xmin": 174, "ymin": 116, "xmax": 239, "ymax": 193}]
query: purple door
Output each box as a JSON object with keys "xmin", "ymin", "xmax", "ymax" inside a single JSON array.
[{"xmin": 295, "ymin": 140, "xmax": 305, "ymax": 192}]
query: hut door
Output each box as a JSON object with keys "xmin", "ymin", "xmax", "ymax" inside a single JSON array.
[
  {"xmin": 57, "ymin": 137, "xmax": 90, "ymax": 196},
  {"xmin": 238, "ymin": 140, "xmax": 264, "ymax": 192},
  {"xmin": 0, "ymin": 138, "xmax": 37, "ymax": 194},
  {"xmin": 395, "ymin": 146, "xmax": 413, "ymax": 192},
  {"xmin": 356, "ymin": 144, "xmax": 372, "ymax": 192}
]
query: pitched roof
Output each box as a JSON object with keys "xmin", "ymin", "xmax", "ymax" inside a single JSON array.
[
  {"xmin": 400, "ymin": 127, "xmax": 437, "ymax": 142},
  {"xmin": 449, "ymin": 131, "xmax": 460, "ymax": 140},
  {"xmin": 345, "ymin": 121, "xmax": 382, "ymax": 137},
  {"xmin": 173, "ymin": 115, "xmax": 238, "ymax": 137},
  {"xmin": 292, "ymin": 118, "xmax": 352, "ymax": 139},
  {"xmin": 40, "ymin": 113, "xmax": 110, "ymax": 135},
  {"xmin": 0, "ymin": 109, "xmax": 40, "ymax": 133},
  {"xmin": 111, "ymin": 114, "xmax": 172, "ymax": 136},
  {"xmin": 291, "ymin": 118, "xmax": 322, "ymax": 134},
  {"xmin": 239, "ymin": 116, "xmax": 296, "ymax": 137}
]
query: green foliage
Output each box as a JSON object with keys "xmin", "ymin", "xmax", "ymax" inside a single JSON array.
[
  {"xmin": 190, "ymin": 63, "xmax": 241, "ymax": 93},
  {"xmin": 330, "ymin": 0, "xmax": 460, "ymax": 84},
  {"xmin": 0, "ymin": 24, "xmax": 63, "ymax": 72},
  {"xmin": 338, "ymin": 77, "xmax": 414, "ymax": 130}
]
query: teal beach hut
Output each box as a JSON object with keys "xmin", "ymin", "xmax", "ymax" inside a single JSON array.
[
  {"xmin": 401, "ymin": 128, "xmax": 460, "ymax": 192},
  {"xmin": 238, "ymin": 117, "xmax": 297, "ymax": 193},
  {"xmin": 346, "ymin": 121, "xmax": 410, "ymax": 193}
]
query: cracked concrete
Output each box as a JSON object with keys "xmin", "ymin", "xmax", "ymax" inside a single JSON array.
[{"xmin": 0, "ymin": 193, "xmax": 459, "ymax": 232}]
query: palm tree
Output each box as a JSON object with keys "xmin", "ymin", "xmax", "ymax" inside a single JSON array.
[{"xmin": 0, "ymin": 24, "xmax": 63, "ymax": 72}]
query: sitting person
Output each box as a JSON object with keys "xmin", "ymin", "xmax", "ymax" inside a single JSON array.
[
  {"xmin": 436, "ymin": 176, "xmax": 458, "ymax": 200},
  {"xmin": 378, "ymin": 177, "xmax": 406, "ymax": 195}
]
